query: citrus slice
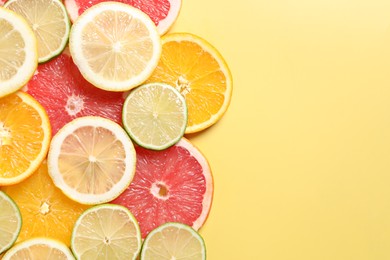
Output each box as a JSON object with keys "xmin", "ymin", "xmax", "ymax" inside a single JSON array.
[
  {"xmin": 0, "ymin": 91, "xmax": 51, "ymax": 185},
  {"xmin": 140, "ymin": 222, "xmax": 206, "ymax": 260},
  {"xmin": 26, "ymin": 51, "xmax": 125, "ymax": 135},
  {"xmin": 69, "ymin": 1, "xmax": 161, "ymax": 91},
  {"xmin": 0, "ymin": 7, "xmax": 37, "ymax": 98},
  {"xmin": 0, "ymin": 191, "xmax": 22, "ymax": 254},
  {"xmin": 111, "ymin": 137, "xmax": 213, "ymax": 238},
  {"xmin": 71, "ymin": 204, "xmax": 141, "ymax": 260},
  {"xmin": 2, "ymin": 238, "xmax": 75, "ymax": 260},
  {"xmin": 146, "ymin": 33, "xmax": 233, "ymax": 134},
  {"xmin": 65, "ymin": 0, "xmax": 181, "ymax": 35},
  {"xmin": 1, "ymin": 161, "xmax": 89, "ymax": 246},
  {"xmin": 122, "ymin": 83, "xmax": 187, "ymax": 150},
  {"xmin": 4, "ymin": 0, "xmax": 70, "ymax": 63},
  {"xmin": 47, "ymin": 116, "xmax": 136, "ymax": 205}
]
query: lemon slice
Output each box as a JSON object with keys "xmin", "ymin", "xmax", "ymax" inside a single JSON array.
[
  {"xmin": 140, "ymin": 222, "xmax": 206, "ymax": 260},
  {"xmin": 4, "ymin": 0, "xmax": 70, "ymax": 63},
  {"xmin": 2, "ymin": 237, "xmax": 75, "ymax": 259},
  {"xmin": 0, "ymin": 191, "xmax": 22, "ymax": 255},
  {"xmin": 122, "ymin": 83, "xmax": 187, "ymax": 150},
  {"xmin": 47, "ymin": 116, "xmax": 136, "ymax": 205},
  {"xmin": 69, "ymin": 2, "xmax": 161, "ymax": 91},
  {"xmin": 71, "ymin": 204, "xmax": 141, "ymax": 260},
  {"xmin": 0, "ymin": 7, "xmax": 38, "ymax": 98}
]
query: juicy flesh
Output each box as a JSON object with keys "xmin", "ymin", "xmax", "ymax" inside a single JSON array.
[
  {"xmin": 58, "ymin": 126, "xmax": 126, "ymax": 194},
  {"xmin": 0, "ymin": 194, "xmax": 20, "ymax": 251},
  {"xmin": 9, "ymin": 244, "xmax": 70, "ymax": 259}
]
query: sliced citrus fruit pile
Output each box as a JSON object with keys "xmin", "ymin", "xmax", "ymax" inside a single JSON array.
[
  {"xmin": 26, "ymin": 51, "xmax": 125, "ymax": 135},
  {"xmin": 71, "ymin": 204, "xmax": 141, "ymax": 259},
  {"xmin": 65, "ymin": 0, "xmax": 181, "ymax": 35},
  {"xmin": 146, "ymin": 32, "xmax": 233, "ymax": 133},
  {"xmin": 141, "ymin": 222, "xmax": 206, "ymax": 260},
  {"xmin": 0, "ymin": 7, "xmax": 37, "ymax": 98},
  {"xmin": 4, "ymin": 0, "xmax": 70, "ymax": 63},
  {"xmin": 2, "ymin": 238, "xmax": 75, "ymax": 260},
  {"xmin": 122, "ymin": 82, "xmax": 187, "ymax": 150},
  {"xmin": 69, "ymin": 1, "xmax": 161, "ymax": 91},
  {"xmin": 0, "ymin": 91, "xmax": 51, "ymax": 185},
  {"xmin": 112, "ymin": 138, "xmax": 213, "ymax": 238},
  {"xmin": 0, "ymin": 191, "xmax": 21, "ymax": 255},
  {"xmin": 47, "ymin": 116, "xmax": 136, "ymax": 205},
  {"xmin": 1, "ymin": 161, "xmax": 89, "ymax": 246}
]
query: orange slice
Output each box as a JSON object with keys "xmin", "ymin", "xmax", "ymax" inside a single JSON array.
[
  {"xmin": 0, "ymin": 91, "xmax": 51, "ymax": 185},
  {"xmin": 1, "ymin": 161, "xmax": 89, "ymax": 246},
  {"xmin": 146, "ymin": 33, "xmax": 233, "ymax": 133}
]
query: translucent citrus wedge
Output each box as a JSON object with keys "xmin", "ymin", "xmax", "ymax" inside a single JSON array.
[
  {"xmin": 140, "ymin": 222, "xmax": 206, "ymax": 260},
  {"xmin": 0, "ymin": 191, "xmax": 22, "ymax": 255},
  {"xmin": 0, "ymin": 7, "xmax": 38, "ymax": 98},
  {"xmin": 1, "ymin": 161, "xmax": 89, "ymax": 246},
  {"xmin": 69, "ymin": 1, "xmax": 161, "ymax": 91},
  {"xmin": 122, "ymin": 83, "xmax": 187, "ymax": 150},
  {"xmin": 47, "ymin": 116, "xmax": 136, "ymax": 205},
  {"xmin": 2, "ymin": 237, "xmax": 75, "ymax": 260},
  {"xmin": 71, "ymin": 204, "xmax": 141, "ymax": 260},
  {"xmin": 0, "ymin": 91, "xmax": 51, "ymax": 185},
  {"xmin": 4, "ymin": 0, "xmax": 70, "ymax": 63},
  {"xmin": 146, "ymin": 33, "xmax": 233, "ymax": 133}
]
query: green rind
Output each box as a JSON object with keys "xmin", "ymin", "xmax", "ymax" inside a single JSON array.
[{"xmin": 0, "ymin": 191, "xmax": 22, "ymax": 255}]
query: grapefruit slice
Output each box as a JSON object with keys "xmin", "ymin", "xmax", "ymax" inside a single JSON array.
[
  {"xmin": 111, "ymin": 137, "xmax": 213, "ymax": 238},
  {"xmin": 25, "ymin": 51, "xmax": 125, "ymax": 135},
  {"xmin": 65, "ymin": 0, "xmax": 181, "ymax": 35}
]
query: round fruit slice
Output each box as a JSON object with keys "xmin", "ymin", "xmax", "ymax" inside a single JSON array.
[
  {"xmin": 69, "ymin": 1, "xmax": 161, "ymax": 91},
  {"xmin": 0, "ymin": 91, "xmax": 51, "ymax": 185},
  {"xmin": 65, "ymin": 0, "xmax": 181, "ymax": 35},
  {"xmin": 111, "ymin": 137, "xmax": 213, "ymax": 238},
  {"xmin": 146, "ymin": 33, "xmax": 233, "ymax": 134},
  {"xmin": 0, "ymin": 191, "xmax": 22, "ymax": 254},
  {"xmin": 140, "ymin": 222, "xmax": 206, "ymax": 260},
  {"xmin": 123, "ymin": 83, "xmax": 187, "ymax": 150},
  {"xmin": 0, "ymin": 7, "xmax": 37, "ymax": 98},
  {"xmin": 1, "ymin": 161, "xmax": 89, "ymax": 246},
  {"xmin": 2, "ymin": 237, "xmax": 75, "ymax": 260},
  {"xmin": 47, "ymin": 116, "xmax": 136, "ymax": 205},
  {"xmin": 26, "ymin": 51, "xmax": 125, "ymax": 135},
  {"xmin": 4, "ymin": 0, "xmax": 70, "ymax": 63},
  {"xmin": 71, "ymin": 204, "xmax": 141, "ymax": 260}
]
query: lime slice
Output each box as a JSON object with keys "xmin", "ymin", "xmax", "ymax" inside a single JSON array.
[
  {"xmin": 71, "ymin": 204, "xmax": 141, "ymax": 260},
  {"xmin": 122, "ymin": 83, "xmax": 187, "ymax": 150},
  {"xmin": 140, "ymin": 222, "xmax": 206, "ymax": 260},
  {"xmin": 5, "ymin": 0, "xmax": 70, "ymax": 63},
  {"xmin": 2, "ymin": 237, "xmax": 75, "ymax": 259},
  {"xmin": 0, "ymin": 191, "xmax": 22, "ymax": 254}
]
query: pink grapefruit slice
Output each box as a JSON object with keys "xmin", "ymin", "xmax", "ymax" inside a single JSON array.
[
  {"xmin": 65, "ymin": 0, "xmax": 182, "ymax": 35},
  {"xmin": 25, "ymin": 51, "xmax": 125, "ymax": 135},
  {"xmin": 111, "ymin": 137, "xmax": 213, "ymax": 238}
]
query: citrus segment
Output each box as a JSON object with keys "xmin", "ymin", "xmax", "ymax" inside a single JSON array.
[
  {"xmin": 146, "ymin": 33, "xmax": 233, "ymax": 133},
  {"xmin": 122, "ymin": 83, "xmax": 187, "ymax": 150},
  {"xmin": 141, "ymin": 222, "xmax": 206, "ymax": 260},
  {"xmin": 71, "ymin": 204, "xmax": 141, "ymax": 260},
  {"xmin": 47, "ymin": 116, "xmax": 136, "ymax": 205},
  {"xmin": 0, "ymin": 91, "xmax": 51, "ymax": 185},
  {"xmin": 65, "ymin": 0, "xmax": 181, "ymax": 35},
  {"xmin": 0, "ymin": 191, "xmax": 21, "ymax": 254},
  {"xmin": 111, "ymin": 138, "xmax": 213, "ymax": 238},
  {"xmin": 26, "ymin": 51, "xmax": 125, "ymax": 135},
  {"xmin": 0, "ymin": 7, "xmax": 38, "ymax": 98},
  {"xmin": 2, "ymin": 238, "xmax": 75, "ymax": 260},
  {"xmin": 69, "ymin": 1, "xmax": 161, "ymax": 91},
  {"xmin": 1, "ymin": 161, "xmax": 89, "ymax": 246},
  {"xmin": 4, "ymin": 0, "xmax": 70, "ymax": 63}
]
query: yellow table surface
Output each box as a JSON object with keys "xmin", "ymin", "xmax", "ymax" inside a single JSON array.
[{"xmin": 172, "ymin": 0, "xmax": 390, "ymax": 259}]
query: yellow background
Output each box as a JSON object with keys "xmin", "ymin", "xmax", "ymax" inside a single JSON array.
[{"xmin": 172, "ymin": 0, "xmax": 390, "ymax": 259}]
